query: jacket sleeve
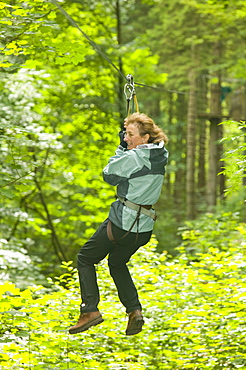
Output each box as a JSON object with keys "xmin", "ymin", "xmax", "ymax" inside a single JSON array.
[{"xmin": 102, "ymin": 146, "xmax": 147, "ymax": 186}]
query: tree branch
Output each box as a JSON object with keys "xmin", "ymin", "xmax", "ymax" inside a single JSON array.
[
  {"xmin": 34, "ymin": 176, "xmax": 67, "ymax": 263},
  {"xmin": 0, "ymin": 171, "xmax": 33, "ymax": 189}
]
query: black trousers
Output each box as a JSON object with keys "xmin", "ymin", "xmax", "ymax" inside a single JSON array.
[{"xmin": 77, "ymin": 218, "xmax": 152, "ymax": 314}]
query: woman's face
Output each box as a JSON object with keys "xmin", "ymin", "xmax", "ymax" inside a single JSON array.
[{"xmin": 124, "ymin": 123, "xmax": 149, "ymax": 150}]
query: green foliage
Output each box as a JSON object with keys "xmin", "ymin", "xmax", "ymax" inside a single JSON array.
[
  {"xmin": 1, "ymin": 222, "xmax": 246, "ymax": 369},
  {"xmin": 0, "ymin": 0, "xmax": 171, "ymax": 271},
  {"xmin": 178, "ymin": 211, "xmax": 245, "ymax": 257},
  {"xmin": 220, "ymin": 120, "xmax": 246, "ymax": 196},
  {"xmin": 0, "ymin": 66, "xmax": 116, "ymax": 274},
  {"xmin": 1, "ymin": 0, "xmax": 246, "ymax": 264},
  {"xmin": 0, "ymin": 238, "xmax": 46, "ymax": 289}
]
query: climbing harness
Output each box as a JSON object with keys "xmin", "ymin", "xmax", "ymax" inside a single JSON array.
[
  {"xmin": 124, "ymin": 74, "xmax": 139, "ymax": 116},
  {"xmin": 106, "ymin": 197, "xmax": 156, "ymax": 245},
  {"xmin": 117, "ymin": 196, "xmax": 156, "ymax": 221}
]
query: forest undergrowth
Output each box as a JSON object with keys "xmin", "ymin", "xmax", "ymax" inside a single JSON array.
[{"xmin": 1, "ymin": 212, "xmax": 246, "ymax": 370}]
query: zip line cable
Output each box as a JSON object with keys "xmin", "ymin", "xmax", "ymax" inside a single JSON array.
[
  {"xmin": 135, "ymin": 82, "xmax": 186, "ymax": 94},
  {"xmin": 50, "ymin": 0, "xmax": 126, "ymax": 81},
  {"xmin": 50, "ymin": 0, "xmax": 187, "ymax": 95}
]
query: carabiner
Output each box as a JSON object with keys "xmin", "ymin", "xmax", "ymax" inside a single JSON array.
[{"xmin": 124, "ymin": 74, "xmax": 135, "ymax": 101}]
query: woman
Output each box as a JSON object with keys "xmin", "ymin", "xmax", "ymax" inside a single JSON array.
[{"xmin": 69, "ymin": 113, "xmax": 168, "ymax": 336}]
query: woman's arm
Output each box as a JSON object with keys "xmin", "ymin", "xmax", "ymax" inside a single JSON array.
[{"xmin": 102, "ymin": 148, "xmax": 146, "ymax": 186}]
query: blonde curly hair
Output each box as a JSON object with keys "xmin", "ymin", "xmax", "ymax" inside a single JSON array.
[{"xmin": 125, "ymin": 113, "xmax": 168, "ymax": 144}]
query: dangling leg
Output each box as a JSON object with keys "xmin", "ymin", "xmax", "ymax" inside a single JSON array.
[
  {"xmin": 108, "ymin": 256, "xmax": 142, "ymax": 313},
  {"xmin": 69, "ymin": 220, "xmax": 112, "ymax": 334},
  {"xmin": 77, "ymin": 253, "xmax": 100, "ymax": 314},
  {"xmin": 108, "ymin": 223, "xmax": 151, "ymax": 335}
]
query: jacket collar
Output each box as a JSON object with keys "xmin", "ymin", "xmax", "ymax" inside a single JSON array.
[{"xmin": 136, "ymin": 140, "xmax": 164, "ymax": 150}]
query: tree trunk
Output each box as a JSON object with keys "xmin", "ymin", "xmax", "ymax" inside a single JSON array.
[
  {"xmin": 218, "ymin": 123, "xmax": 226, "ymax": 201},
  {"xmin": 207, "ymin": 41, "xmax": 222, "ymax": 211},
  {"xmin": 174, "ymin": 93, "xmax": 186, "ymax": 221},
  {"xmin": 207, "ymin": 82, "xmax": 221, "ymax": 211},
  {"xmin": 197, "ymin": 74, "xmax": 208, "ymax": 200},
  {"xmin": 186, "ymin": 68, "xmax": 197, "ymax": 219}
]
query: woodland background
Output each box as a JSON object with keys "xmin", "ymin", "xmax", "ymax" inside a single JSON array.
[{"xmin": 0, "ymin": 0, "xmax": 246, "ymax": 369}]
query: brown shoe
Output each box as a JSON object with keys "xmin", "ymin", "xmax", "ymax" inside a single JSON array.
[
  {"xmin": 125, "ymin": 310, "xmax": 144, "ymax": 336},
  {"xmin": 69, "ymin": 311, "xmax": 104, "ymax": 334}
]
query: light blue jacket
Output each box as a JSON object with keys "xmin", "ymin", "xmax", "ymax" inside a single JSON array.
[{"xmin": 103, "ymin": 141, "xmax": 168, "ymax": 232}]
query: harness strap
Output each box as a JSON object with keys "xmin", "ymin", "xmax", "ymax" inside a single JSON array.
[
  {"xmin": 117, "ymin": 196, "xmax": 157, "ymax": 221},
  {"xmin": 106, "ymin": 197, "xmax": 157, "ymax": 246},
  {"xmin": 107, "ymin": 220, "xmax": 116, "ymax": 244},
  {"xmin": 106, "ymin": 211, "xmax": 141, "ymax": 245},
  {"xmin": 133, "ymin": 92, "xmax": 139, "ymax": 113}
]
